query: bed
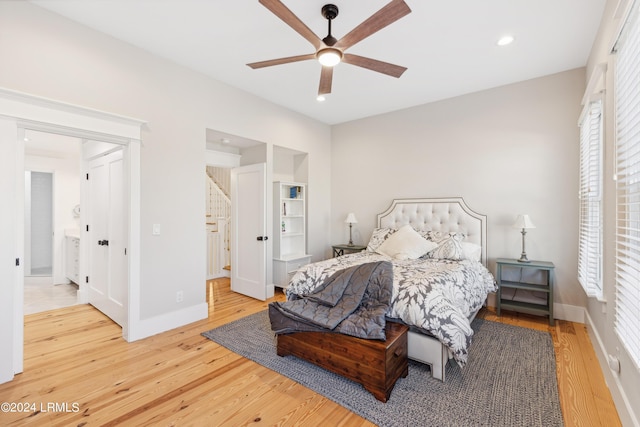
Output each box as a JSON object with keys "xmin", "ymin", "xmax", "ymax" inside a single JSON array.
[{"xmin": 285, "ymin": 197, "xmax": 496, "ymax": 381}]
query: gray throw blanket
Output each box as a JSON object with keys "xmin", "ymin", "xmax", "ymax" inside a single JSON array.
[{"xmin": 268, "ymin": 261, "xmax": 393, "ymax": 340}]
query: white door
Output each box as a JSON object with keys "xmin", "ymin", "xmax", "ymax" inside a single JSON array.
[
  {"xmin": 1, "ymin": 119, "xmax": 22, "ymax": 382},
  {"xmin": 87, "ymin": 149, "xmax": 127, "ymax": 326},
  {"xmin": 231, "ymin": 163, "xmax": 268, "ymax": 300}
]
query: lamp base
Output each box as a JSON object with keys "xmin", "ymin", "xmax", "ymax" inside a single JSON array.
[{"xmin": 518, "ymin": 229, "xmax": 531, "ymax": 262}]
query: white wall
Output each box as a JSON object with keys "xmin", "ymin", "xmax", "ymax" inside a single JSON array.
[
  {"xmin": 0, "ymin": 3, "xmax": 331, "ymax": 332},
  {"xmin": 332, "ymin": 68, "xmax": 586, "ymax": 310}
]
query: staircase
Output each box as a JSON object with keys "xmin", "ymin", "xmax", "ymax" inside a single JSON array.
[
  {"xmin": 206, "ymin": 166, "xmax": 230, "ymax": 198},
  {"xmin": 206, "ymin": 167, "xmax": 231, "ymax": 278}
]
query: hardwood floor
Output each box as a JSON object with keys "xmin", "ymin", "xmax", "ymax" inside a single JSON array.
[{"xmin": 0, "ymin": 278, "xmax": 621, "ymax": 426}]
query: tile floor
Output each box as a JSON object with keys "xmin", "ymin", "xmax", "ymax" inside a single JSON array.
[{"xmin": 24, "ymin": 276, "xmax": 79, "ymax": 315}]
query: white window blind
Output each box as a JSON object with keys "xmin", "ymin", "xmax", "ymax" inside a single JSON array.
[
  {"xmin": 578, "ymin": 100, "xmax": 603, "ymax": 298},
  {"xmin": 614, "ymin": 0, "xmax": 640, "ymax": 369}
]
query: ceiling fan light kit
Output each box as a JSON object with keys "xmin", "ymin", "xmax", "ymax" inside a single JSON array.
[
  {"xmin": 316, "ymin": 48, "xmax": 342, "ymax": 67},
  {"xmin": 249, "ymin": 0, "xmax": 411, "ymax": 96}
]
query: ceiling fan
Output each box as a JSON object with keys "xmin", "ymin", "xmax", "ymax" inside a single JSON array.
[{"xmin": 247, "ymin": 0, "xmax": 412, "ymax": 97}]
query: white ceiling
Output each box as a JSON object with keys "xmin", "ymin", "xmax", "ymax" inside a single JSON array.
[
  {"xmin": 24, "ymin": 129, "xmax": 81, "ymax": 158},
  {"xmin": 31, "ymin": 0, "xmax": 607, "ymax": 125}
]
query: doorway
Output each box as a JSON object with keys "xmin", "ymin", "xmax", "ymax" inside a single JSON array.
[
  {"xmin": 19, "ymin": 132, "xmax": 133, "ymax": 330},
  {"xmin": 205, "ymin": 129, "xmax": 310, "ymax": 302},
  {"xmin": 0, "ymin": 89, "xmax": 144, "ymax": 383},
  {"xmin": 23, "ymin": 130, "xmax": 83, "ymax": 314},
  {"xmin": 205, "ymin": 129, "xmax": 270, "ymax": 301},
  {"xmin": 205, "ymin": 165, "xmax": 231, "ymax": 280}
]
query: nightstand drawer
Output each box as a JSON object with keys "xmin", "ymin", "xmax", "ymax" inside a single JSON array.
[
  {"xmin": 273, "ymin": 255, "xmax": 311, "ymax": 288},
  {"xmin": 285, "ymin": 258, "xmax": 310, "ymax": 272}
]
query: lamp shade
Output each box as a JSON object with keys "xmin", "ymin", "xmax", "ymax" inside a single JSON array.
[
  {"xmin": 513, "ymin": 214, "xmax": 535, "ymax": 229},
  {"xmin": 345, "ymin": 213, "xmax": 358, "ymax": 224}
]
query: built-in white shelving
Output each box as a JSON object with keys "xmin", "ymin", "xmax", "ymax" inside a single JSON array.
[{"xmin": 273, "ymin": 181, "xmax": 310, "ymax": 287}]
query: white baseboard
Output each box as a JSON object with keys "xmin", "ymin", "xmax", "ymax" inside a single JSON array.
[
  {"xmin": 553, "ymin": 302, "xmax": 584, "ymax": 323},
  {"xmin": 76, "ymin": 288, "xmax": 88, "ymax": 304},
  {"xmin": 124, "ymin": 302, "xmax": 208, "ymax": 342},
  {"xmin": 584, "ymin": 311, "xmax": 639, "ymax": 427},
  {"xmin": 487, "ymin": 294, "xmax": 585, "ymax": 324}
]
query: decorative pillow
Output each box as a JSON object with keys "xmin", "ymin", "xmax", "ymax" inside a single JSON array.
[
  {"xmin": 425, "ymin": 231, "xmax": 466, "ymax": 260},
  {"xmin": 376, "ymin": 225, "xmax": 438, "ymax": 260},
  {"xmin": 366, "ymin": 227, "xmax": 396, "ymax": 252},
  {"xmin": 461, "ymin": 242, "xmax": 482, "ymax": 262}
]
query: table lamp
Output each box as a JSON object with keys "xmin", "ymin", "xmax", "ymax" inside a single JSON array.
[
  {"xmin": 513, "ymin": 214, "xmax": 535, "ymax": 262},
  {"xmin": 345, "ymin": 213, "xmax": 358, "ymax": 246}
]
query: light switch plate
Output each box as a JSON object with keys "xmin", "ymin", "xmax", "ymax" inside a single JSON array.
[{"xmin": 152, "ymin": 224, "xmax": 160, "ymax": 235}]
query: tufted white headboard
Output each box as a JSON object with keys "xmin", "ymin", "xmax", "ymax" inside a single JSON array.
[{"xmin": 377, "ymin": 197, "xmax": 488, "ymax": 266}]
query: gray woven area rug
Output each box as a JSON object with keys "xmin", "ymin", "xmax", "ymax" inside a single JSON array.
[{"xmin": 202, "ymin": 311, "xmax": 563, "ymax": 427}]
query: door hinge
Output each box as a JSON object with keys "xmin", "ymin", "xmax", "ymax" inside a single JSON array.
[
  {"xmin": 86, "ymin": 225, "xmax": 89, "ymax": 232},
  {"xmin": 15, "ymin": 258, "xmax": 20, "ymax": 266},
  {"xmin": 86, "ymin": 173, "xmax": 89, "ymax": 180},
  {"xmin": 85, "ymin": 276, "xmax": 89, "ymax": 283},
  {"xmin": 124, "ymin": 248, "xmax": 127, "ymax": 255}
]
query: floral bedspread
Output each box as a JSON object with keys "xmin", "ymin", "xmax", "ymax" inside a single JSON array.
[{"xmin": 286, "ymin": 251, "xmax": 497, "ymax": 365}]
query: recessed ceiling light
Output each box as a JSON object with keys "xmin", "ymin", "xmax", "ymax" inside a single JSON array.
[
  {"xmin": 497, "ymin": 35, "xmax": 515, "ymax": 46},
  {"xmin": 317, "ymin": 95, "xmax": 326, "ymax": 102},
  {"xmin": 220, "ymin": 138, "xmax": 231, "ymax": 144}
]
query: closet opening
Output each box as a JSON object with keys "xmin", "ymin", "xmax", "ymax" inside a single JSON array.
[{"xmin": 25, "ymin": 171, "xmax": 53, "ymax": 277}]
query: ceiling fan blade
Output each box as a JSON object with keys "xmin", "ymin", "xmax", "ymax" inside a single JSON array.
[
  {"xmin": 259, "ymin": 0, "xmax": 323, "ymax": 50},
  {"xmin": 343, "ymin": 54, "xmax": 407, "ymax": 78},
  {"xmin": 334, "ymin": 0, "xmax": 411, "ymax": 50},
  {"xmin": 318, "ymin": 66, "xmax": 333, "ymax": 95},
  {"xmin": 247, "ymin": 53, "xmax": 316, "ymax": 69}
]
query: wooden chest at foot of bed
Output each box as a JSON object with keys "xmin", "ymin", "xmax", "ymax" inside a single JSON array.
[{"xmin": 276, "ymin": 322, "xmax": 409, "ymax": 402}]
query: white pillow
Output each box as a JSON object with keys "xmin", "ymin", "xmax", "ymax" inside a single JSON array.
[
  {"xmin": 376, "ymin": 225, "xmax": 438, "ymax": 260},
  {"xmin": 461, "ymin": 242, "xmax": 482, "ymax": 262}
]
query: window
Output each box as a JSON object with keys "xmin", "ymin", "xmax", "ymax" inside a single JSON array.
[
  {"xmin": 578, "ymin": 99, "xmax": 603, "ymax": 299},
  {"xmin": 614, "ymin": 0, "xmax": 640, "ymax": 369}
]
